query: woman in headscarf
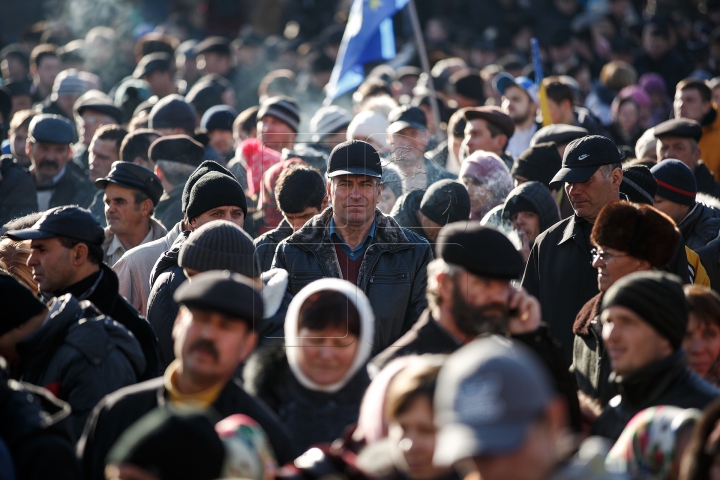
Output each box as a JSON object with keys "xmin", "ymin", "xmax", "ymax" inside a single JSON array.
[
  {"xmin": 243, "ymin": 278, "xmax": 374, "ymax": 451},
  {"xmin": 459, "ymin": 150, "xmax": 513, "ymax": 220}
]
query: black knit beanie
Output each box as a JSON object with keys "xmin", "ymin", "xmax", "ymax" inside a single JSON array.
[
  {"xmin": 601, "ymin": 271, "xmax": 688, "ymax": 351},
  {"xmin": 186, "ymin": 172, "xmax": 247, "ymax": 221},
  {"xmin": 511, "ymin": 142, "xmax": 562, "ymax": 189},
  {"xmin": 182, "ymin": 160, "xmax": 236, "ymax": 214},
  {"xmin": 419, "ymin": 179, "xmax": 471, "ymax": 226},
  {"xmin": 0, "ymin": 271, "xmax": 47, "ymax": 336},
  {"xmin": 179, "ymin": 221, "xmax": 260, "ymax": 278},
  {"xmin": 620, "ymin": 164, "xmax": 658, "ymax": 205}
]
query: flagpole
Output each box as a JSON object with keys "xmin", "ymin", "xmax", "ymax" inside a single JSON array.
[{"xmin": 407, "ymin": 0, "xmax": 443, "ymax": 140}]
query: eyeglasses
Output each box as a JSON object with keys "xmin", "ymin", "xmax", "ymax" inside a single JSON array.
[{"xmin": 591, "ymin": 248, "xmax": 628, "ymax": 262}]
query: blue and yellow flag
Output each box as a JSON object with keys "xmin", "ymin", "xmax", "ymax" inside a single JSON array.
[{"xmin": 325, "ymin": 0, "xmax": 410, "ymax": 102}]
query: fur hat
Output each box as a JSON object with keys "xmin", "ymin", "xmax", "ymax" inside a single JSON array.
[{"xmin": 591, "ymin": 201, "xmax": 680, "ymax": 269}]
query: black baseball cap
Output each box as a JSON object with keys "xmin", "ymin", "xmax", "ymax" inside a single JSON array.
[
  {"xmin": 551, "ymin": 135, "xmax": 621, "ymax": 184},
  {"xmin": 387, "ymin": 105, "xmax": 427, "ymax": 133},
  {"xmin": 327, "ymin": 140, "xmax": 382, "ymax": 178},
  {"xmin": 95, "ymin": 161, "xmax": 164, "ymax": 206},
  {"xmin": 7, "ymin": 206, "xmax": 104, "ymax": 245}
]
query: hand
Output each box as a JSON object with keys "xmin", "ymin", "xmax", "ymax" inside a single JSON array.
[{"xmin": 507, "ymin": 286, "xmax": 541, "ymax": 334}]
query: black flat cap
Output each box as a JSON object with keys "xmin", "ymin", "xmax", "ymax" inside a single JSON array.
[
  {"xmin": 7, "ymin": 206, "xmax": 104, "ymax": 246},
  {"xmin": 387, "ymin": 105, "xmax": 427, "ymax": 133},
  {"xmin": 133, "ymin": 52, "xmax": 172, "ymax": 79},
  {"xmin": 654, "ymin": 118, "xmax": 703, "ymax": 142},
  {"xmin": 28, "ymin": 114, "xmax": 74, "ymax": 144},
  {"xmin": 327, "ymin": 140, "xmax": 382, "ymax": 178},
  {"xmin": 74, "ymin": 92, "xmax": 124, "ymax": 124},
  {"xmin": 149, "ymin": 135, "xmax": 205, "ymax": 166},
  {"xmin": 511, "ymin": 142, "xmax": 563, "ymax": 188},
  {"xmin": 194, "ymin": 36, "xmax": 231, "ymax": 56},
  {"xmin": 95, "ymin": 161, "xmax": 164, "ymax": 206},
  {"xmin": 551, "ymin": 135, "xmax": 621, "ymax": 184},
  {"xmin": 463, "ymin": 106, "xmax": 515, "ymax": 138},
  {"xmin": 149, "ymin": 94, "xmax": 197, "ymax": 131},
  {"xmin": 530, "ymin": 124, "xmax": 588, "ymax": 147},
  {"xmin": 420, "ymin": 179, "xmax": 471, "ymax": 226},
  {"xmin": 436, "ymin": 222, "xmax": 524, "ymax": 280},
  {"xmin": 174, "ymin": 270, "xmax": 263, "ymax": 325}
]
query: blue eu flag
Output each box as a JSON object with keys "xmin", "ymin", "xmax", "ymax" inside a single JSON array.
[{"xmin": 325, "ymin": 0, "xmax": 410, "ymax": 102}]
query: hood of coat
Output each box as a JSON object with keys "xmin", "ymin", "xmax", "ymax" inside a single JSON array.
[
  {"xmin": 502, "ymin": 181, "xmax": 561, "ymax": 233},
  {"xmin": 284, "ymin": 278, "xmax": 375, "ymax": 394},
  {"xmin": 149, "ymin": 230, "xmax": 191, "ymax": 287}
]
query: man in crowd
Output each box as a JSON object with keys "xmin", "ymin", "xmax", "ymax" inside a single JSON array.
[
  {"xmin": 78, "ymin": 271, "xmax": 299, "ymax": 480},
  {"xmin": 653, "ymin": 118, "xmax": 720, "ymax": 197},
  {"xmin": 200, "ymin": 104, "xmax": 238, "ymax": 162},
  {"xmin": 95, "ymin": 162, "xmax": 167, "ymax": 265},
  {"xmin": 254, "ymin": 164, "xmax": 328, "ymax": 273},
  {"xmin": 6, "ymin": 206, "xmax": 159, "ymax": 381},
  {"xmin": 309, "ymin": 105, "xmax": 352, "ymax": 153},
  {"xmin": 87, "ymin": 125, "xmax": 129, "ymax": 226},
  {"xmin": 133, "ymin": 53, "xmax": 178, "ymax": 99},
  {"xmin": 7, "ymin": 108, "xmax": 34, "ymax": 167},
  {"xmin": 40, "ymin": 69, "xmax": 88, "ymax": 121},
  {"xmin": 674, "ymin": 78, "xmax": 720, "ymax": 180},
  {"xmin": 522, "ymin": 135, "xmax": 623, "ymax": 363},
  {"xmin": 194, "ymin": 37, "xmax": 233, "ymax": 77},
  {"xmin": 257, "ymin": 95, "xmax": 300, "ymax": 152},
  {"xmin": 494, "ymin": 73, "xmax": 540, "ymax": 159},
  {"xmin": 386, "ymin": 105, "xmax": 454, "ymax": 192},
  {"xmin": 542, "ymin": 76, "xmax": 607, "ymax": 136},
  {"xmin": 273, "ymin": 140, "xmax": 433, "ymax": 354},
  {"xmin": 651, "ymin": 160, "xmax": 720, "ymax": 250},
  {"xmin": 119, "ymin": 128, "xmax": 161, "ymax": 170},
  {"xmin": 530, "ymin": 124, "xmax": 588, "ymax": 159},
  {"xmin": 29, "ymin": 44, "xmax": 60, "ymax": 103},
  {"xmin": 148, "ymin": 95, "xmax": 197, "ymax": 137},
  {"xmin": 0, "ymin": 272, "xmax": 145, "ymax": 438},
  {"xmin": 73, "ymin": 93, "xmax": 124, "ymax": 173},
  {"xmin": 462, "ymin": 106, "xmax": 515, "ymax": 169},
  {"xmin": 592, "ymin": 271, "xmax": 720, "ymax": 440}
]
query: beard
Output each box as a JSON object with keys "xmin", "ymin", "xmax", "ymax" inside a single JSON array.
[{"xmin": 451, "ymin": 282, "xmax": 510, "ymax": 338}]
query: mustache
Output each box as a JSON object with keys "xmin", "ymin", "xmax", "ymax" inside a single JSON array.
[
  {"xmin": 189, "ymin": 339, "xmax": 219, "ymax": 361},
  {"xmin": 38, "ymin": 160, "xmax": 59, "ymax": 169}
]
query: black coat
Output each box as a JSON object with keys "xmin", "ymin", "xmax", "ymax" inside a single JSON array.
[
  {"xmin": 244, "ymin": 346, "xmax": 370, "ymax": 451},
  {"xmin": 697, "ymin": 237, "xmax": 720, "ymax": 292},
  {"xmin": 273, "ymin": 207, "xmax": 433, "ymax": 355},
  {"xmin": 41, "ymin": 165, "xmax": 97, "ymax": 210},
  {"xmin": 0, "ymin": 155, "xmax": 37, "ymax": 226},
  {"xmin": 390, "ymin": 190, "xmax": 428, "ymax": 242},
  {"xmin": 154, "ymin": 183, "xmax": 185, "ymax": 232},
  {"xmin": 254, "ymin": 219, "xmax": 293, "ymax": 274},
  {"xmin": 695, "ymin": 162, "xmax": 720, "ymax": 198},
  {"xmin": 678, "ymin": 202, "xmax": 720, "ymax": 250},
  {"xmin": 55, "ymin": 263, "xmax": 159, "ymax": 381},
  {"xmin": 78, "ymin": 375, "xmax": 300, "ymax": 480},
  {"xmin": 16, "ymin": 294, "xmax": 145, "ymax": 438},
  {"xmin": 592, "ymin": 350, "xmax": 720, "ymax": 440}
]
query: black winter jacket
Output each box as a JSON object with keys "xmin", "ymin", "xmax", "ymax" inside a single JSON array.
[
  {"xmin": 39, "ymin": 164, "xmax": 96, "ymax": 209},
  {"xmin": 254, "ymin": 219, "xmax": 293, "ymax": 274},
  {"xmin": 16, "ymin": 295, "xmax": 145, "ymax": 438},
  {"xmin": 244, "ymin": 346, "xmax": 370, "ymax": 451},
  {"xmin": 678, "ymin": 202, "xmax": 720, "ymax": 249},
  {"xmin": 55, "ymin": 263, "xmax": 159, "ymax": 381},
  {"xmin": 0, "ymin": 155, "xmax": 37, "ymax": 226},
  {"xmin": 390, "ymin": 190, "xmax": 428, "ymax": 242},
  {"xmin": 154, "ymin": 183, "xmax": 185, "ymax": 232},
  {"xmin": 592, "ymin": 350, "xmax": 720, "ymax": 440},
  {"xmin": 272, "ymin": 207, "xmax": 433, "ymax": 355},
  {"xmin": 78, "ymin": 376, "xmax": 300, "ymax": 480},
  {"xmin": 695, "ymin": 162, "xmax": 720, "ymax": 198}
]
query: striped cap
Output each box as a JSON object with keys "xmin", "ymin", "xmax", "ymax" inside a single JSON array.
[{"xmin": 257, "ymin": 96, "xmax": 300, "ymax": 133}]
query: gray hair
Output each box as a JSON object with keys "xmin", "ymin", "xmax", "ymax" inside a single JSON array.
[
  {"xmin": 426, "ymin": 259, "xmax": 465, "ymax": 310},
  {"xmin": 156, "ymin": 160, "xmax": 196, "ymax": 187}
]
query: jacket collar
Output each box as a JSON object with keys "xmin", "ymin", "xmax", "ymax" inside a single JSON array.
[
  {"xmin": 610, "ymin": 349, "xmax": 687, "ymax": 408},
  {"xmin": 678, "ymin": 203, "xmax": 701, "ymax": 239}
]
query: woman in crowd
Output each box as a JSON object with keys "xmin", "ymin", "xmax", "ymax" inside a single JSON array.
[
  {"xmin": 682, "ymin": 286, "xmax": 720, "ymax": 386},
  {"xmin": 459, "ymin": 150, "xmax": 513, "ymax": 221},
  {"xmin": 243, "ymin": 278, "xmax": 374, "ymax": 451},
  {"xmin": 607, "ymin": 97, "xmax": 643, "ymax": 150}
]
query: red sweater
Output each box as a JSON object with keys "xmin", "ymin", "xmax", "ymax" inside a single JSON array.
[{"xmin": 333, "ymin": 243, "xmax": 364, "ymax": 285}]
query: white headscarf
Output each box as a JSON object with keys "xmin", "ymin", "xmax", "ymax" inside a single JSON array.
[{"xmin": 285, "ymin": 278, "xmax": 375, "ymax": 394}]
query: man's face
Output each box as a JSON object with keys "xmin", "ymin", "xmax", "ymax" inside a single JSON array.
[
  {"xmin": 674, "ymin": 88, "xmax": 711, "ymax": 123},
  {"xmin": 653, "ymin": 195, "xmax": 691, "ymax": 225},
  {"xmin": 27, "ymin": 140, "xmax": 72, "ymax": 183},
  {"xmin": 257, "ymin": 115, "xmax": 296, "ymax": 150},
  {"xmin": 388, "ymin": 127, "xmax": 428, "ymax": 167},
  {"xmin": 105, "ymin": 184, "xmax": 149, "ymax": 237},
  {"xmin": 564, "ymin": 167, "xmax": 620, "ymax": 223},
  {"xmin": 602, "ymin": 305, "xmax": 673, "ymax": 377},
  {"xmin": 501, "ymin": 86, "xmax": 536, "ymax": 125},
  {"xmin": 643, "ymin": 30, "xmax": 670, "ymax": 60},
  {"xmin": 10, "ymin": 95, "xmax": 33, "ymax": 118},
  {"xmin": 175, "ymin": 307, "xmax": 257, "ymax": 386},
  {"xmin": 208, "ymin": 130, "xmax": 235, "ymax": 157},
  {"xmin": 77, "ymin": 111, "xmax": 116, "ymax": 146},
  {"xmin": 510, "ymin": 211, "xmax": 541, "ymax": 247},
  {"xmin": 27, "ymin": 237, "xmax": 77, "ymax": 293},
  {"xmin": 10, "ymin": 125, "xmax": 30, "ymax": 166},
  {"xmin": 189, "ymin": 206, "xmax": 245, "ymax": 230},
  {"xmin": 657, "ymin": 137, "xmax": 700, "ymax": 170},
  {"xmin": 36, "ymin": 56, "xmax": 60, "ymax": 89},
  {"xmin": 329, "ymin": 175, "xmax": 381, "ymax": 227},
  {"xmin": 198, "ymin": 52, "xmax": 229, "ymax": 76},
  {"xmin": 89, "ymin": 138, "xmax": 120, "ymax": 182},
  {"xmin": 284, "ymin": 206, "xmax": 322, "ymax": 233},
  {"xmin": 464, "ymin": 118, "xmax": 505, "ymax": 156},
  {"xmin": 417, "ymin": 210, "xmax": 442, "ymax": 242}
]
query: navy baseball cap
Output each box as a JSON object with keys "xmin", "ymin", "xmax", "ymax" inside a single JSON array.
[
  {"xmin": 7, "ymin": 206, "xmax": 104, "ymax": 245},
  {"xmin": 95, "ymin": 161, "xmax": 164, "ymax": 206},
  {"xmin": 327, "ymin": 140, "xmax": 382, "ymax": 178},
  {"xmin": 387, "ymin": 105, "xmax": 427, "ymax": 134},
  {"xmin": 434, "ymin": 336, "xmax": 554, "ymax": 465},
  {"xmin": 551, "ymin": 135, "xmax": 621, "ymax": 184},
  {"xmin": 493, "ymin": 73, "xmax": 539, "ymax": 104}
]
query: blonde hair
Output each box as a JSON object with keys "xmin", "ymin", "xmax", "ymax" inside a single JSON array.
[{"xmin": 0, "ymin": 238, "xmax": 38, "ymax": 293}]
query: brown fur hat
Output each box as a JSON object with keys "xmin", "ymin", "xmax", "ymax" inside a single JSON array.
[{"xmin": 591, "ymin": 201, "xmax": 681, "ymax": 269}]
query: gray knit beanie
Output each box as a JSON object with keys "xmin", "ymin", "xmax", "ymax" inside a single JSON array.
[{"xmin": 179, "ymin": 221, "xmax": 260, "ymax": 278}]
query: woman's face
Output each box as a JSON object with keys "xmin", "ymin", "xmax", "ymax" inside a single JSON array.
[
  {"xmin": 683, "ymin": 314, "xmax": 720, "ymax": 378},
  {"xmin": 378, "ymin": 188, "xmax": 398, "ymax": 215},
  {"xmin": 461, "ymin": 175, "xmax": 495, "ymax": 214},
  {"xmin": 617, "ymin": 102, "xmax": 639, "ymax": 133},
  {"xmin": 297, "ymin": 325, "xmax": 359, "ymax": 386},
  {"xmin": 510, "ymin": 211, "xmax": 541, "ymax": 247},
  {"xmin": 388, "ymin": 395, "xmax": 449, "ymax": 480}
]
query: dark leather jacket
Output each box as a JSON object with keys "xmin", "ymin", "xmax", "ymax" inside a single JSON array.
[{"xmin": 678, "ymin": 202, "xmax": 720, "ymax": 249}]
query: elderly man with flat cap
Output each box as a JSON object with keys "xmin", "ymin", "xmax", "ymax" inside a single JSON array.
[
  {"xmin": 78, "ymin": 271, "xmax": 299, "ymax": 480},
  {"xmin": 654, "ymin": 117, "xmax": 720, "ymax": 197},
  {"xmin": 273, "ymin": 140, "xmax": 434, "ymax": 354},
  {"xmin": 462, "ymin": 106, "xmax": 516, "ymax": 169},
  {"xmin": 24, "ymin": 114, "xmax": 96, "ymax": 210},
  {"xmin": 96, "ymin": 161, "xmax": 167, "ymax": 265}
]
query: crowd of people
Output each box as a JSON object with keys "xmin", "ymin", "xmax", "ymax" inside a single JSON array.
[{"xmin": 5, "ymin": 0, "xmax": 720, "ymax": 479}]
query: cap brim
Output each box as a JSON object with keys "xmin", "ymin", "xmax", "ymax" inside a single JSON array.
[
  {"xmin": 550, "ymin": 165, "xmax": 600, "ymax": 184},
  {"xmin": 327, "ymin": 167, "xmax": 382, "ymax": 178},
  {"xmin": 387, "ymin": 121, "xmax": 426, "ymax": 134},
  {"xmin": 494, "ymin": 75, "xmax": 515, "ymax": 95},
  {"xmin": 433, "ymin": 422, "xmax": 530, "ymax": 466},
  {"xmin": 5, "ymin": 228, "xmax": 57, "ymax": 241}
]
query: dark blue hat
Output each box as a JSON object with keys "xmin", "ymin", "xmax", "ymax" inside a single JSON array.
[
  {"xmin": 200, "ymin": 105, "xmax": 238, "ymax": 132},
  {"xmin": 387, "ymin": 105, "xmax": 427, "ymax": 133},
  {"xmin": 551, "ymin": 135, "xmax": 621, "ymax": 184},
  {"xmin": 327, "ymin": 140, "xmax": 382, "ymax": 178},
  {"xmin": 651, "ymin": 159, "xmax": 697, "ymax": 206},
  {"xmin": 193, "ymin": 36, "xmax": 231, "ymax": 56},
  {"xmin": 149, "ymin": 135, "xmax": 205, "ymax": 166},
  {"xmin": 95, "ymin": 161, "xmax": 164, "ymax": 206},
  {"xmin": 149, "ymin": 94, "xmax": 197, "ymax": 131},
  {"xmin": 7, "ymin": 206, "xmax": 104, "ymax": 245},
  {"xmin": 133, "ymin": 52, "xmax": 172, "ymax": 79},
  {"xmin": 28, "ymin": 114, "xmax": 74, "ymax": 145}
]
